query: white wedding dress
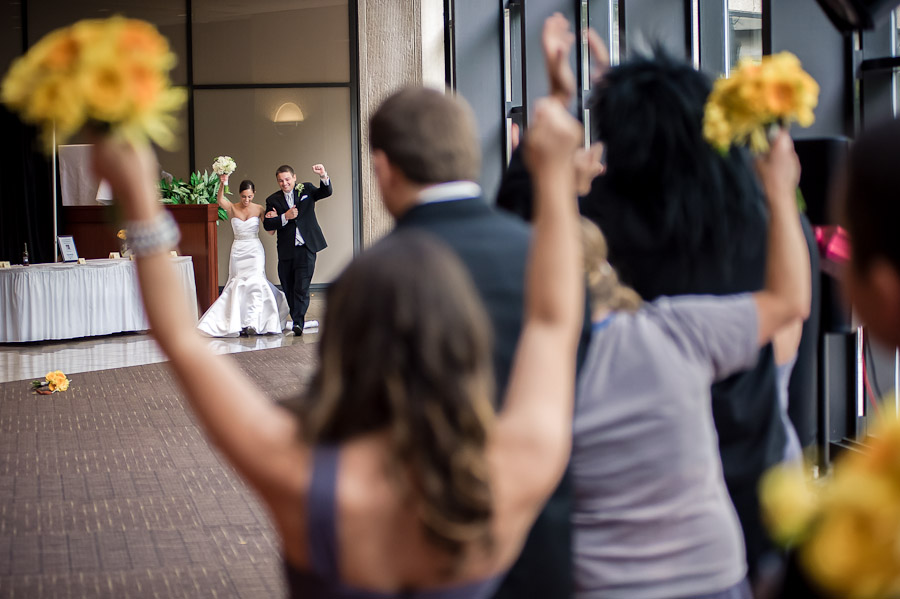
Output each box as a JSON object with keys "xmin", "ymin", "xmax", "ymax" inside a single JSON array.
[{"xmin": 197, "ymin": 216, "xmax": 289, "ymax": 337}]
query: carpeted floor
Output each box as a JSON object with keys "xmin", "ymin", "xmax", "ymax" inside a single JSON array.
[{"xmin": 0, "ymin": 343, "xmax": 318, "ymax": 598}]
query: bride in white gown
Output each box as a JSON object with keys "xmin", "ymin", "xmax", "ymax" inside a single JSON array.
[{"xmin": 197, "ymin": 176, "xmax": 290, "ymax": 337}]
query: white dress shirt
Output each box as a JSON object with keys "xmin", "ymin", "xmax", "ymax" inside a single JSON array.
[
  {"xmin": 416, "ymin": 181, "xmax": 482, "ymax": 205},
  {"xmin": 281, "ymin": 190, "xmax": 305, "ymax": 246}
]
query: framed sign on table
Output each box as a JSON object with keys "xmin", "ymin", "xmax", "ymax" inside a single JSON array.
[{"xmin": 57, "ymin": 236, "xmax": 79, "ymax": 262}]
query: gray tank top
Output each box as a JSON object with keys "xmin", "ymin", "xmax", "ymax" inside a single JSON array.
[{"xmin": 283, "ymin": 446, "xmax": 503, "ymax": 599}]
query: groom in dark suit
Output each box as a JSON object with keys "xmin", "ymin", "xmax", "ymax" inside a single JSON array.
[{"xmin": 263, "ymin": 164, "xmax": 332, "ymax": 335}]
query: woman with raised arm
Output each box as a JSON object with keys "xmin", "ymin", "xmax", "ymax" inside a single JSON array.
[
  {"xmin": 196, "ymin": 173, "xmax": 289, "ymax": 337},
  {"xmin": 572, "ymin": 131, "xmax": 810, "ymax": 599},
  {"xmin": 90, "ymin": 94, "xmax": 583, "ymax": 598}
]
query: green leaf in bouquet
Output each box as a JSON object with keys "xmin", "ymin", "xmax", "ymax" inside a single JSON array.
[{"xmin": 796, "ymin": 187, "xmax": 807, "ymax": 213}]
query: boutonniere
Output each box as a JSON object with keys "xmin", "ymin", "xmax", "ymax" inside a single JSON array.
[{"xmin": 295, "ymin": 183, "xmax": 304, "ymax": 194}]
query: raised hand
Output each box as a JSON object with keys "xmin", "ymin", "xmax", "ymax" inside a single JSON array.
[
  {"xmin": 311, "ymin": 164, "xmax": 328, "ymax": 179},
  {"xmin": 524, "ymin": 97, "xmax": 583, "ymax": 179},
  {"xmin": 587, "ymin": 28, "xmax": 611, "ymax": 84},
  {"xmin": 755, "ymin": 130, "xmax": 801, "ymax": 208},
  {"xmin": 573, "ymin": 142, "xmax": 605, "ymax": 196},
  {"xmin": 218, "ymin": 173, "xmax": 229, "ymax": 185},
  {"xmin": 542, "ymin": 13, "xmax": 577, "ymax": 106}
]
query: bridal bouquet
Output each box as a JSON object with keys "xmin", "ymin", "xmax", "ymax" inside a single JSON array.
[
  {"xmin": 703, "ymin": 52, "xmax": 819, "ymax": 154},
  {"xmin": 31, "ymin": 370, "xmax": 71, "ymax": 394},
  {"xmin": 1, "ymin": 16, "xmax": 186, "ymax": 151},
  {"xmin": 212, "ymin": 156, "xmax": 236, "ymax": 195},
  {"xmin": 761, "ymin": 413, "xmax": 900, "ymax": 597},
  {"xmin": 212, "ymin": 156, "xmax": 236, "ymax": 176}
]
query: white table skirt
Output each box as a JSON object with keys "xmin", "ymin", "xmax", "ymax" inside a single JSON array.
[{"xmin": 0, "ymin": 257, "xmax": 198, "ymax": 343}]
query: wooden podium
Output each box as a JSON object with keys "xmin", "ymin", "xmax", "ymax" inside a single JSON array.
[{"xmin": 61, "ymin": 204, "xmax": 219, "ymax": 313}]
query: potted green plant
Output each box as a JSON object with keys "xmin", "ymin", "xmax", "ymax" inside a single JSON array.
[{"xmin": 159, "ymin": 170, "xmax": 229, "ymax": 221}]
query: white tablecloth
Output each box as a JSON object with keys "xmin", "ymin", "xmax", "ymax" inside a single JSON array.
[{"xmin": 0, "ymin": 258, "xmax": 198, "ymax": 343}]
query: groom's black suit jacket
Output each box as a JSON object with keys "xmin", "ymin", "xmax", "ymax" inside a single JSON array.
[
  {"xmin": 263, "ymin": 180, "xmax": 333, "ymax": 258},
  {"xmin": 395, "ymin": 195, "xmax": 592, "ymax": 599}
]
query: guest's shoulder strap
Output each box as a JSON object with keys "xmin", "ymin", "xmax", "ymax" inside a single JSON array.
[{"xmin": 307, "ymin": 445, "xmax": 341, "ymax": 582}]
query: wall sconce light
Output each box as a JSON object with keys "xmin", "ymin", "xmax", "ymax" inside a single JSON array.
[{"xmin": 274, "ymin": 102, "xmax": 305, "ymax": 124}]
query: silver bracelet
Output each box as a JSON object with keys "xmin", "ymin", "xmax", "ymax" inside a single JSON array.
[{"xmin": 126, "ymin": 211, "xmax": 181, "ymax": 257}]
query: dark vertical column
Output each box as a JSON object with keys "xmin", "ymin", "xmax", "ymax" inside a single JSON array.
[
  {"xmin": 769, "ymin": 0, "xmax": 852, "ymax": 138},
  {"xmin": 861, "ymin": 14, "xmax": 895, "ymax": 128},
  {"xmin": 186, "ymin": 0, "xmax": 196, "ymax": 174},
  {"xmin": 452, "ymin": 0, "xmax": 506, "ymax": 199}
]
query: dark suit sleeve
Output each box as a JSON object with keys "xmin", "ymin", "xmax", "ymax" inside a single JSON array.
[
  {"xmin": 495, "ymin": 146, "xmax": 535, "ymax": 222},
  {"xmin": 309, "ymin": 179, "xmax": 333, "ymax": 202},
  {"xmin": 263, "ymin": 196, "xmax": 281, "ymax": 231}
]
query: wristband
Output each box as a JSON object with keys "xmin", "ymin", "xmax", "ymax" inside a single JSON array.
[{"xmin": 126, "ymin": 211, "xmax": 181, "ymax": 257}]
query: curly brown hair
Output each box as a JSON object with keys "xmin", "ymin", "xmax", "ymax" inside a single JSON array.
[
  {"xmin": 297, "ymin": 231, "xmax": 496, "ymax": 567},
  {"xmin": 580, "ymin": 217, "xmax": 642, "ymax": 314}
]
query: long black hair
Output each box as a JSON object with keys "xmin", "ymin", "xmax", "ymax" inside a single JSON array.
[{"xmin": 582, "ymin": 50, "xmax": 768, "ymax": 299}]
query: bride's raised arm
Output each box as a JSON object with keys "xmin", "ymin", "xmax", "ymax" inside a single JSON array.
[{"xmin": 217, "ymin": 174, "xmax": 235, "ymax": 217}]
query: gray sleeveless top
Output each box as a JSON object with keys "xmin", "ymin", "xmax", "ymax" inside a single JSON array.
[{"xmin": 283, "ymin": 446, "xmax": 503, "ymax": 599}]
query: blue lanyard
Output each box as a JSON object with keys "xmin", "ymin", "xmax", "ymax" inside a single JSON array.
[{"xmin": 591, "ymin": 314, "xmax": 615, "ymax": 333}]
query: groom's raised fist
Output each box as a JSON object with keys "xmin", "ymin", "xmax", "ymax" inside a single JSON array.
[{"xmin": 312, "ymin": 164, "xmax": 328, "ymax": 179}]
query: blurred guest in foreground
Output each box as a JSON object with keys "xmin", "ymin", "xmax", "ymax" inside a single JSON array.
[
  {"xmin": 370, "ymin": 82, "xmax": 591, "ymax": 599},
  {"xmin": 840, "ymin": 118, "xmax": 900, "ymax": 348},
  {"xmin": 497, "ymin": 24, "xmax": 795, "ymax": 578},
  {"xmin": 90, "ymin": 93, "xmax": 585, "ymax": 598},
  {"xmin": 573, "ymin": 130, "xmax": 809, "ymax": 599}
]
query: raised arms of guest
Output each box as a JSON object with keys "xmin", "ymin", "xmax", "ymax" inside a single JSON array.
[{"xmin": 90, "ymin": 97, "xmax": 584, "ymax": 593}]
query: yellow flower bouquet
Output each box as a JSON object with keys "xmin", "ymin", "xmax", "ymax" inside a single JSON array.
[
  {"xmin": 117, "ymin": 228, "xmax": 131, "ymax": 257},
  {"xmin": 760, "ymin": 414, "xmax": 900, "ymax": 597},
  {"xmin": 1, "ymin": 16, "xmax": 186, "ymax": 151},
  {"xmin": 703, "ymin": 52, "xmax": 819, "ymax": 154},
  {"xmin": 31, "ymin": 370, "xmax": 71, "ymax": 394}
]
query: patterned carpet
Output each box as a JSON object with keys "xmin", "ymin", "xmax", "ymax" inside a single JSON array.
[{"xmin": 0, "ymin": 343, "xmax": 318, "ymax": 598}]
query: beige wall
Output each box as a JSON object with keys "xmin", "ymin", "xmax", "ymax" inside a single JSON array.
[
  {"xmin": 357, "ymin": 0, "xmax": 445, "ymax": 247},
  {"xmin": 190, "ymin": 1, "xmax": 353, "ymax": 288},
  {"xmin": 192, "ymin": 2, "xmax": 349, "ymax": 85}
]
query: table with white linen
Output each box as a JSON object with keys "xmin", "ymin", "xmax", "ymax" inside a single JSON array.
[{"xmin": 0, "ymin": 257, "xmax": 198, "ymax": 343}]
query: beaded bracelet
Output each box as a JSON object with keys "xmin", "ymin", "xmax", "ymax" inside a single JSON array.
[{"xmin": 125, "ymin": 211, "xmax": 181, "ymax": 257}]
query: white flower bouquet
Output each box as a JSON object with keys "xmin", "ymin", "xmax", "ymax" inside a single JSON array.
[
  {"xmin": 212, "ymin": 156, "xmax": 236, "ymax": 176},
  {"xmin": 212, "ymin": 155, "xmax": 236, "ymax": 195}
]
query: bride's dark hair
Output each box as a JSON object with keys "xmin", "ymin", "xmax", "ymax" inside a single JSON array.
[
  {"xmin": 296, "ymin": 231, "xmax": 496, "ymax": 567},
  {"xmin": 239, "ymin": 180, "xmax": 255, "ymax": 193}
]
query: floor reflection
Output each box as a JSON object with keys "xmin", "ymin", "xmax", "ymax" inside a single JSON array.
[{"xmin": 0, "ymin": 300, "xmax": 323, "ymax": 383}]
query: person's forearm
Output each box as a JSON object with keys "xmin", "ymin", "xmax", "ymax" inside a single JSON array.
[
  {"xmin": 526, "ymin": 170, "xmax": 583, "ymax": 336},
  {"xmin": 762, "ymin": 193, "xmax": 811, "ymax": 326},
  {"xmin": 119, "ymin": 178, "xmax": 202, "ymax": 358}
]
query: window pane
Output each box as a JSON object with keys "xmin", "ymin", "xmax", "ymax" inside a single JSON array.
[
  {"xmin": 26, "ymin": 0, "xmax": 188, "ymax": 85},
  {"xmin": 193, "ymin": 88, "xmax": 354, "ymax": 285},
  {"xmin": 727, "ymin": 0, "xmax": 762, "ymax": 70},
  {"xmin": 895, "ymin": 8, "xmax": 899, "ymax": 116},
  {"xmin": 192, "ymin": 1, "xmax": 350, "ymax": 85},
  {"xmin": 610, "ymin": 0, "xmax": 621, "ymax": 65}
]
